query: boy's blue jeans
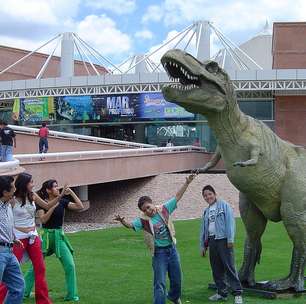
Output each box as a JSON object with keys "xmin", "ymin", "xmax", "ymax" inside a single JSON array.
[
  {"xmin": 0, "ymin": 247, "xmax": 24, "ymax": 304},
  {"xmin": 39, "ymin": 137, "xmax": 49, "ymax": 154},
  {"xmin": 1, "ymin": 145, "xmax": 14, "ymax": 162},
  {"xmin": 152, "ymin": 245, "xmax": 181, "ymax": 304}
]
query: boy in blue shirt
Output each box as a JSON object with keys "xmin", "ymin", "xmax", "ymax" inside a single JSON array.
[{"xmin": 115, "ymin": 174, "xmax": 195, "ymax": 304}]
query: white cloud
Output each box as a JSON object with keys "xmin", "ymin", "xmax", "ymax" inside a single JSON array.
[
  {"xmin": 0, "ymin": 0, "xmax": 81, "ymax": 54},
  {"xmin": 0, "ymin": 1, "xmax": 133, "ymax": 63},
  {"xmin": 85, "ymin": 0, "xmax": 136, "ymax": 15},
  {"xmin": 146, "ymin": 29, "xmax": 197, "ymax": 66},
  {"xmin": 160, "ymin": 0, "xmax": 306, "ymax": 32},
  {"xmin": 142, "ymin": 5, "xmax": 164, "ymax": 23},
  {"xmin": 76, "ymin": 15, "xmax": 132, "ymax": 57},
  {"xmin": 135, "ymin": 29, "xmax": 153, "ymax": 40},
  {"xmin": 0, "ymin": 0, "xmax": 79, "ymax": 26}
]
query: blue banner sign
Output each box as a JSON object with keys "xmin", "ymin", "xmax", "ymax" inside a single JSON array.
[{"xmin": 139, "ymin": 92, "xmax": 194, "ymax": 119}]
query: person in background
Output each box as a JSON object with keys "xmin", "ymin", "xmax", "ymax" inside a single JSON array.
[
  {"xmin": 38, "ymin": 122, "xmax": 49, "ymax": 159},
  {"xmin": 24, "ymin": 179, "xmax": 84, "ymax": 302},
  {"xmin": 166, "ymin": 138, "xmax": 174, "ymax": 147},
  {"xmin": 0, "ymin": 121, "xmax": 16, "ymax": 162},
  {"xmin": 0, "ymin": 175, "xmax": 24, "ymax": 304},
  {"xmin": 200, "ymin": 185, "xmax": 243, "ymax": 304},
  {"xmin": 114, "ymin": 174, "xmax": 195, "ymax": 304},
  {"xmin": 192, "ymin": 137, "xmax": 201, "ymax": 147}
]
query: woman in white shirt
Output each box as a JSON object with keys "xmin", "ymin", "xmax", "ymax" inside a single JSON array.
[{"xmin": 0, "ymin": 172, "xmax": 66, "ymax": 304}]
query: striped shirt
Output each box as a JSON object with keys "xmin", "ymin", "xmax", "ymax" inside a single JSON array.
[{"xmin": 0, "ymin": 200, "xmax": 14, "ymax": 243}]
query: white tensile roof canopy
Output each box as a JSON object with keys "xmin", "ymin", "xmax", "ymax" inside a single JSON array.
[{"xmin": 214, "ymin": 21, "xmax": 272, "ymax": 71}]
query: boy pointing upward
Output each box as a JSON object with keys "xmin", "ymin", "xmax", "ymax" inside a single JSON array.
[{"xmin": 115, "ymin": 174, "xmax": 195, "ymax": 304}]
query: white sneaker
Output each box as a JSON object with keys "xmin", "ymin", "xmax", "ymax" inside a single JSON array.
[
  {"xmin": 234, "ymin": 295, "xmax": 243, "ymax": 304},
  {"xmin": 173, "ymin": 299, "xmax": 182, "ymax": 304},
  {"xmin": 209, "ymin": 293, "xmax": 228, "ymax": 301}
]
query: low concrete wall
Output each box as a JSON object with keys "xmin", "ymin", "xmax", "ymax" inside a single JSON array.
[{"xmin": 21, "ymin": 150, "xmax": 212, "ymax": 188}]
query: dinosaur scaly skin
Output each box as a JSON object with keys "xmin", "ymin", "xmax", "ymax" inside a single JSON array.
[{"xmin": 161, "ymin": 49, "xmax": 306, "ymax": 292}]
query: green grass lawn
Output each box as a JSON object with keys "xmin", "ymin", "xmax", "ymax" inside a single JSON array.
[{"xmin": 23, "ymin": 219, "xmax": 305, "ymax": 304}]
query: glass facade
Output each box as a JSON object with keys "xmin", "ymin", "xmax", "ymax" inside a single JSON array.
[
  {"xmin": 238, "ymin": 99, "xmax": 275, "ymax": 132},
  {"xmin": 238, "ymin": 99, "xmax": 273, "ymax": 121},
  {"xmin": 1, "ymin": 96, "xmax": 275, "ymax": 152},
  {"xmin": 146, "ymin": 123, "xmax": 199, "ymax": 147}
]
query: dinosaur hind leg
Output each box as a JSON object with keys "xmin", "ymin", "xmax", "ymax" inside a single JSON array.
[
  {"xmin": 238, "ymin": 192, "xmax": 267, "ymax": 287},
  {"xmin": 265, "ymin": 182, "xmax": 306, "ymax": 292}
]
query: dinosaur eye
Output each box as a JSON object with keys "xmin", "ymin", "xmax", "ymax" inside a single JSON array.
[{"xmin": 205, "ymin": 61, "xmax": 219, "ymax": 74}]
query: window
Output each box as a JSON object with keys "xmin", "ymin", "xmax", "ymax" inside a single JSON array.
[{"xmin": 238, "ymin": 100, "xmax": 273, "ymax": 120}]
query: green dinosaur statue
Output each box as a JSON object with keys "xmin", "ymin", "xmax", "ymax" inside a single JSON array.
[{"xmin": 161, "ymin": 49, "xmax": 306, "ymax": 292}]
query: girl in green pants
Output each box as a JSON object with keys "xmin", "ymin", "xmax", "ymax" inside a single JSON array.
[{"xmin": 24, "ymin": 179, "xmax": 84, "ymax": 302}]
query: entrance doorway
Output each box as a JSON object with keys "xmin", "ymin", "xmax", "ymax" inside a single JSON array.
[{"xmin": 96, "ymin": 125, "xmax": 136, "ymax": 142}]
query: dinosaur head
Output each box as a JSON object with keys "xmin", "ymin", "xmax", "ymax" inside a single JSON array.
[{"xmin": 161, "ymin": 49, "xmax": 232, "ymax": 115}]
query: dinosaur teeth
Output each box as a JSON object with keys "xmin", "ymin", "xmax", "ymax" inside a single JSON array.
[{"xmin": 168, "ymin": 81, "xmax": 199, "ymax": 91}]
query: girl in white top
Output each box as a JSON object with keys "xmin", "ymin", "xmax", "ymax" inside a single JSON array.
[{"xmin": 0, "ymin": 172, "xmax": 66, "ymax": 304}]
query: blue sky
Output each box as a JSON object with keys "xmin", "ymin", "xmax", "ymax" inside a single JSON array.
[{"xmin": 0, "ymin": 0, "xmax": 305, "ymax": 67}]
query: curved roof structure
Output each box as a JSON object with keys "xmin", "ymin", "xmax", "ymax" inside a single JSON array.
[{"xmin": 215, "ymin": 21, "xmax": 272, "ymax": 71}]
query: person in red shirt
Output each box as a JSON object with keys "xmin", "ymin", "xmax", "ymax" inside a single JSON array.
[
  {"xmin": 38, "ymin": 122, "xmax": 49, "ymax": 157},
  {"xmin": 192, "ymin": 137, "xmax": 201, "ymax": 147}
]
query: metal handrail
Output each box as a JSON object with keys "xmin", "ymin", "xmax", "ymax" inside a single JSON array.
[
  {"xmin": 10, "ymin": 125, "xmax": 156, "ymax": 148},
  {"xmin": 15, "ymin": 146, "xmax": 208, "ymax": 162}
]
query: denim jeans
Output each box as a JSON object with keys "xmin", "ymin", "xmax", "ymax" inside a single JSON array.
[
  {"xmin": 0, "ymin": 246, "xmax": 24, "ymax": 304},
  {"xmin": 1, "ymin": 145, "xmax": 14, "ymax": 162},
  {"xmin": 152, "ymin": 245, "xmax": 182, "ymax": 304},
  {"xmin": 39, "ymin": 138, "xmax": 49, "ymax": 154}
]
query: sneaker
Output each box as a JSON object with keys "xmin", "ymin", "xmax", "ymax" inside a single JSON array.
[
  {"xmin": 209, "ymin": 293, "xmax": 228, "ymax": 301},
  {"xmin": 64, "ymin": 296, "xmax": 79, "ymax": 302},
  {"xmin": 173, "ymin": 299, "xmax": 182, "ymax": 304},
  {"xmin": 234, "ymin": 295, "xmax": 243, "ymax": 304}
]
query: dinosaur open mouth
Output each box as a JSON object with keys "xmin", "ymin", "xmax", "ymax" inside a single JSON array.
[
  {"xmin": 162, "ymin": 58, "xmax": 201, "ymax": 91},
  {"xmin": 161, "ymin": 56, "xmax": 226, "ymax": 95}
]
